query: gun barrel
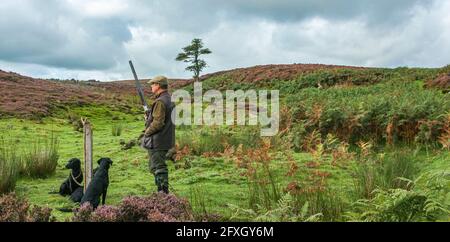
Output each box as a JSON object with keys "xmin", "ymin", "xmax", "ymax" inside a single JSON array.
[{"xmin": 129, "ymin": 60, "xmax": 149, "ymax": 111}]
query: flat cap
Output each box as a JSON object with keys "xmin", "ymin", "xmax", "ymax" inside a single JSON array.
[{"xmin": 148, "ymin": 76, "xmax": 168, "ymax": 86}]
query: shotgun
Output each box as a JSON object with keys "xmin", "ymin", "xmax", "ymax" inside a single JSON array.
[{"xmin": 129, "ymin": 60, "xmax": 150, "ymax": 115}]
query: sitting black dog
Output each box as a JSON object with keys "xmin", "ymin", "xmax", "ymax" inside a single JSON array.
[
  {"xmin": 81, "ymin": 158, "xmax": 112, "ymax": 209},
  {"xmin": 70, "ymin": 187, "xmax": 84, "ymax": 203},
  {"xmin": 58, "ymin": 158, "xmax": 83, "ymax": 199}
]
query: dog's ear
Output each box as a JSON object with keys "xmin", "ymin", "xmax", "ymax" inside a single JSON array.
[
  {"xmin": 97, "ymin": 158, "xmax": 103, "ymax": 165},
  {"xmin": 73, "ymin": 158, "xmax": 81, "ymax": 167},
  {"xmin": 65, "ymin": 158, "xmax": 79, "ymax": 169},
  {"xmin": 107, "ymin": 158, "xmax": 113, "ymax": 166}
]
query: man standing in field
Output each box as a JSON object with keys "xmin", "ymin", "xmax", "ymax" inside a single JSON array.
[{"xmin": 143, "ymin": 76, "xmax": 175, "ymax": 194}]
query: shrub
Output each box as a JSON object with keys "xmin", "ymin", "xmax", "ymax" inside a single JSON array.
[
  {"xmin": 118, "ymin": 196, "xmax": 153, "ymax": 222},
  {"xmin": 193, "ymin": 129, "xmax": 227, "ymax": 155},
  {"xmin": 415, "ymin": 120, "xmax": 443, "ymax": 146},
  {"xmin": 285, "ymin": 80, "xmax": 450, "ymax": 146},
  {"xmin": 229, "ymin": 193, "xmax": 323, "ymax": 222},
  {"xmin": 0, "ymin": 193, "xmax": 54, "ymax": 222},
  {"xmin": 72, "ymin": 193, "xmax": 194, "ymax": 222},
  {"xmin": 90, "ymin": 205, "xmax": 120, "ymax": 222},
  {"xmin": 348, "ymin": 172, "xmax": 450, "ymax": 222},
  {"xmin": 21, "ymin": 134, "xmax": 59, "ymax": 179},
  {"xmin": 28, "ymin": 206, "xmax": 54, "ymax": 222},
  {"xmin": 0, "ymin": 193, "xmax": 29, "ymax": 222},
  {"xmin": 176, "ymin": 131, "xmax": 194, "ymax": 150},
  {"xmin": 72, "ymin": 204, "xmax": 122, "ymax": 222},
  {"xmin": 72, "ymin": 203, "xmax": 94, "ymax": 222},
  {"xmin": 119, "ymin": 193, "xmax": 193, "ymax": 222},
  {"xmin": 437, "ymin": 113, "xmax": 450, "ymax": 150}
]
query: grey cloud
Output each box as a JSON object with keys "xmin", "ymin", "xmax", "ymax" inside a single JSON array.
[
  {"xmin": 225, "ymin": 0, "xmax": 428, "ymax": 22},
  {"xmin": 0, "ymin": 0, "xmax": 131, "ymax": 70},
  {"xmin": 127, "ymin": 0, "xmax": 431, "ymax": 30},
  {"xmin": 269, "ymin": 1, "xmax": 450, "ymax": 68}
]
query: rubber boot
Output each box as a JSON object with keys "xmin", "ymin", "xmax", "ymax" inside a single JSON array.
[{"xmin": 155, "ymin": 173, "xmax": 169, "ymax": 194}]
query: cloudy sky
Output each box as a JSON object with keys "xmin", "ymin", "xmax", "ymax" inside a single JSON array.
[{"xmin": 0, "ymin": 0, "xmax": 449, "ymax": 81}]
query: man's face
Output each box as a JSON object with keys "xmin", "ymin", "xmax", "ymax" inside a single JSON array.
[{"xmin": 151, "ymin": 83, "xmax": 160, "ymax": 94}]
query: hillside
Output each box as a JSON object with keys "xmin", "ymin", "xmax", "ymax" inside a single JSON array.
[
  {"xmin": 1, "ymin": 64, "xmax": 448, "ymax": 121},
  {"xmin": 0, "ymin": 64, "xmax": 368, "ymax": 118},
  {"xmin": 198, "ymin": 63, "xmax": 367, "ymax": 84},
  {"xmin": 0, "ymin": 70, "xmax": 154, "ymax": 118},
  {"xmin": 0, "ymin": 70, "xmax": 107, "ymax": 118}
]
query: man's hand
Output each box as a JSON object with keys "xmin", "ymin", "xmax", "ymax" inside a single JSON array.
[
  {"xmin": 144, "ymin": 110, "xmax": 151, "ymax": 121},
  {"xmin": 138, "ymin": 132, "xmax": 145, "ymax": 140}
]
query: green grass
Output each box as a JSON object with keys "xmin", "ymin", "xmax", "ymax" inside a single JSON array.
[
  {"xmin": 0, "ymin": 113, "xmax": 448, "ymax": 221},
  {"xmin": 0, "ymin": 110, "xmax": 257, "ymax": 221}
]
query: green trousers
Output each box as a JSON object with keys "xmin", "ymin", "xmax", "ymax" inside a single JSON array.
[{"xmin": 148, "ymin": 149, "xmax": 169, "ymax": 193}]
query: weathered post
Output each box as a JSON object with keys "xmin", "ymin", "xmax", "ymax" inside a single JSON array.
[{"xmin": 82, "ymin": 118, "xmax": 93, "ymax": 192}]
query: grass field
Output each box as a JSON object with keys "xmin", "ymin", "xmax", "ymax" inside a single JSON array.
[
  {"xmin": 1, "ymin": 67, "xmax": 449, "ymax": 222},
  {"xmin": 0, "ymin": 108, "xmax": 250, "ymax": 221},
  {"xmin": 1, "ymin": 108, "xmax": 448, "ymax": 221}
]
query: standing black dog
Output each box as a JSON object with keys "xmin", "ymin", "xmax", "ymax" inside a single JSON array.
[
  {"xmin": 58, "ymin": 158, "xmax": 83, "ymax": 200},
  {"xmin": 81, "ymin": 158, "xmax": 112, "ymax": 209}
]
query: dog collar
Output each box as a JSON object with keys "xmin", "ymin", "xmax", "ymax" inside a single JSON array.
[{"xmin": 71, "ymin": 171, "xmax": 83, "ymax": 187}]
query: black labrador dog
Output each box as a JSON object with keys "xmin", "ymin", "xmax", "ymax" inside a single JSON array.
[
  {"xmin": 70, "ymin": 187, "xmax": 84, "ymax": 203},
  {"xmin": 81, "ymin": 158, "xmax": 112, "ymax": 209},
  {"xmin": 57, "ymin": 158, "xmax": 83, "ymax": 199}
]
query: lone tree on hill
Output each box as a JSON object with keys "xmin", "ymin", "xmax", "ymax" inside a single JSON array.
[{"xmin": 175, "ymin": 38, "xmax": 212, "ymax": 82}]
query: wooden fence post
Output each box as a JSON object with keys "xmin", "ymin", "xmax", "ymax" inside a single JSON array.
[{"xmin": 82, "ymin": 118, "xmax": 93, "ymax": 193}]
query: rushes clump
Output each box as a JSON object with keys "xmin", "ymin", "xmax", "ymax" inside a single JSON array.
[
  {"xmin": 353, "ymin": 145, "xmax": 420, "ymax": 199},
  {"xmin": 21, "ymin": 134, "xmax": 59, "ymax": 179},
  {"xmin": 0, "ymin": 138, "xmax": 20, "ymax": 194},
  {"xmin": 112, "ymin": 123, "xmax": 123, "ymax": 137}
]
